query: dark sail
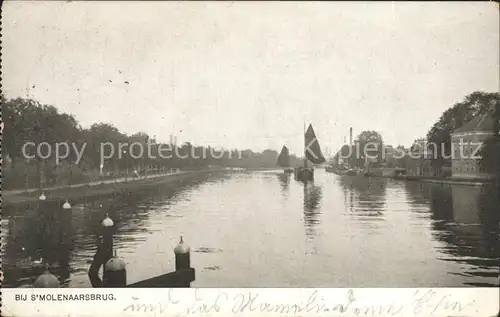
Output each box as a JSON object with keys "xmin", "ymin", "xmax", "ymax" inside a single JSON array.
[
  {"xmin": 277, "ymin": 146, "xmax": 291, "ymax": 167},
  {"xmin": 304, "ymin": 124, "xmax": 325, "ymax": 164}
]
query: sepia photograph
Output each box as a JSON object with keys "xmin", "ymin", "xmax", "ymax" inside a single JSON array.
[{"xmin": 1, "ymin": 0, "xmax": 499, "ymax": 295}]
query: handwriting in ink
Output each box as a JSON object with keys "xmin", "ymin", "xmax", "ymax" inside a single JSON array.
[
  {"xmin": 231, "ymin": 289, "xmax": 356, "ymax": 314},
  {"xmin": 186, "ymin": 289, "xmax": 228, "ymax": 314},
  {"xmin": 121, "ymin": 288, "xmax": 477, "ymax": 316},
  {"xmin": 123, "ymin": 288, "xmax": 180, "ymax": 314},
  {"xmin": 413, "ymin": 289, "xmax": 476, "ymax": 315}
]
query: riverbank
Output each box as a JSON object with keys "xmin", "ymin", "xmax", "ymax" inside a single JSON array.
[
  {"xmin": 2, "ymin": 169, "xmax": 228, "ymax": 207},
  {"xmin": 392, "ymin": 175, "xmax": 497, "ymax": 187},
  {"xmin": 331, "ymin": 171, "xmax": 497, "ymax": 187}
]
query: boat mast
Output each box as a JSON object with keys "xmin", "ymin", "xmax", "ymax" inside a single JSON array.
[
  {"xmin": 349, "ymin": 127, "xmax": 353, "ymax": 170},
  {"xmin": 303, "ymin": 121, "xmax": 307, "ymax": 168}
]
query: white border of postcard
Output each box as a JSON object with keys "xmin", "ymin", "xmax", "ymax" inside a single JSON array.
[{"xmin": 2, "ymin": 287, "xmax": 499, "ymax": 317}]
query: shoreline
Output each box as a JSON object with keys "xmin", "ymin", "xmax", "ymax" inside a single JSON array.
[
  {"xmin": 391, "ymin": 175, "xmax": 497, "ymax": 187},
  {"xmin": 329, "ymin": 171, "xmax": 497, "ymax": 187},
  {"xmin": 2, "ymin": 169, "xmax": 228, "ymax": 207}
]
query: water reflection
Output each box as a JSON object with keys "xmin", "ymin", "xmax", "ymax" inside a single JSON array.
[
  {"xmin": 2, "ymin": 176, "xmax": 213, "ymax": 287},
  {"xmin": 3, "ymin": 171, "xmax": 499, "ymax": 288},
  {"xmin": 3, "ymin": 200, "xmax": 74, "ymax": 287},
  {"xmin": 404, "ymin": 182, "xmax": 499, "ymax": 287},
  {"xmin": 303, "ymin": 183, "xmax": 323, "ymax": 239},
  {"xmin": 276, "ymin": 173, "xmax": 290, "ymax": 195},
  {"xmin": 338, "ymin": 176, "xmax": 387, "ymax": 216}
]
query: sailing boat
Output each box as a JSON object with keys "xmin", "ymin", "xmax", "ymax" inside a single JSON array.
[
  {"xmin": 294, "ymin": 124, "xmax": 325, "ymax": 182},
  {"xmin": 277, "ymin": 145, "xmax": 294, "ymax": 174}
]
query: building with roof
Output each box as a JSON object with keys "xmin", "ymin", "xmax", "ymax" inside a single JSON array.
[
  {"xmin": 405, "ymin": 138, "xmax": 434, "ymax": 177},
  {"xmin": 450, "ymin": 114, "xmax": 496, "ymax": 179}
]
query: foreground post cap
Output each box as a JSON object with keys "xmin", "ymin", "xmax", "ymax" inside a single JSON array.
[
  {"xmin": 101, "ymin": 213, "xmax": 114, "ymax": 227},
  {"xmin": 39, "ymin": 192, "xmax": 46, "ymax": 201},
  {"xmin": 34, "ymin": 268, "xmax": 59, "ymax": 288},
  {"xmin": 174, "ymin": 236, "xmax": 190, "ymax": 254},
  {"xmin": 62, "ymin": 200, "xmax": 71, "ymax": 209},
  {"xmin": 105, "ymin": 251, "xmax": 126, "ymax": 271}
]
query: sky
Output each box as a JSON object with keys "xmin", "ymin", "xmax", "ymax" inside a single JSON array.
[{"xmin": 3, "ymin": 1, "xmax": 499, "ymax": 156}]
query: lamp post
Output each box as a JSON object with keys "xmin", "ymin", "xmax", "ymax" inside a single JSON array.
[
  {"xmin": 39, "ymin": 160, "xmax": 45, "ymax": 193},
  {"xmin": 24, "ymin": 158, "xmax": 30, "ymax": 193},
  {"xmin": 55, "ymin": 163, "xmax": 59, "ymax": 188},
  {"xmin": 122, "ymin": 150, "xmax": 128, "ymax": 182},
  {"xmin": 67, "ymin": 161, "xmax": 73, "ymax": 190},
  {"xmin": 63, "ymin": 161, "xmax": 71, "ymax": 202}
]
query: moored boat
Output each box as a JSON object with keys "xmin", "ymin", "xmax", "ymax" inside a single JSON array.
[
  {"xmin": 284, "ymin": 167, "xmax": 294, "ymax": 174},
  {"xmin": 325, "ymin": 165, "xmax": 336, "ymax": 173},
  {"xmin": 294, "ymin": 166, "xmax": 314, "ymax": 181}
]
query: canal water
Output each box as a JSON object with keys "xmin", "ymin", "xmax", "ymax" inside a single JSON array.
[{"xmin": 2, "ymin": 170, "xmax": 499, "ymax": 287}]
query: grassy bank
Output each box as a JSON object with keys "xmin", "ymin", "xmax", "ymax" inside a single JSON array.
[{"xmin": 2, "ymin": 169, "xmax": 227, "ymax": 207}]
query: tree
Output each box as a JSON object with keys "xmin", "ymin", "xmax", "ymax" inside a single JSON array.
[
  {"xmin": 427, "ymin": 91, "xmax": 499, "ymax": 167},
  {"xmin": 478, "ymin": 100, "xmax": 500, "ymax": 175},
  {"xmin": 81, "ymin": 123, "xmax": 128, "ymax": 174},
  {"xmin": 128, "ymin": 132, "xmax": 151, "ymax": 173},
  {"xmin": 2, "ymin": 94, "xmax": 328, "ymax": 189},
  {"xmin": 2, "ymin": 97, "xmax": 82, "ymax": 187},
  {"xmin": 354, "ymin": 130, "xmax": 384, "ymax": 168}
]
